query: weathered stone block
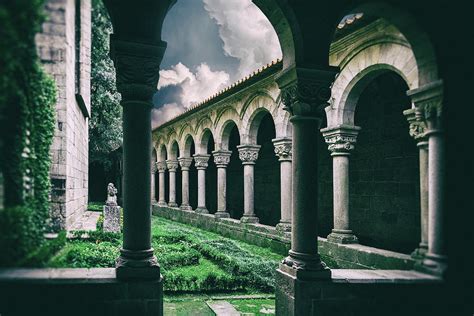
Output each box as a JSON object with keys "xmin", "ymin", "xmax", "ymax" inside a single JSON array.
[{"xmin": 103, "ymin": 205, "xmax": 120, "ymax": 233}]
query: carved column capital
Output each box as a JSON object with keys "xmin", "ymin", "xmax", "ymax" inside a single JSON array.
[
  {"xmin": 321, "ymin": 125, "xmax": 361, "ymax": 156},
  {"xmin": 110, "ymin": 37, "xmax": 166, "ymax": 102},
  {"xmin": 166, "ymin": 159, "xmax": 179, "ymax": 172},
  {"xmin": 403, "ymin": 108, "xmax": 428, "ymax": 145},
  {"xmin": 212, "ymin": 150, "xmax": 232, "ymax": 167},
  {"xmin": 237, "ymin": 144, "xmax": 261, "ymax": 165},
  {"xmin": 193, "ymin": 154, "xmax": 210, "ymax": 170},
  {"xmin": 151, "ymin": 161, "xmax": 157, "ymax": 173},
  {"xmin": 156, "ymin": 161, "xmax": 167, "ymax": 173},
  {"xmin": 178, "ymin": 157, "xmax": 193, "ymax": 170},
  {"xmin": 272, "ymin": 138, "xmax": 292, "ymax": 161},
  {"xmin": 276, "ymin": 66, "xmax": 338, "ymax": 118},
  {"xmin": 407, "ymin": 80, "xmax": 444, "ymax": 132}
]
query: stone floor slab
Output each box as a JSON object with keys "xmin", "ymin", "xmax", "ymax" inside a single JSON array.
[{"xmin": 206, "ymin": 300, "xmax": 240, "ymax": 316}]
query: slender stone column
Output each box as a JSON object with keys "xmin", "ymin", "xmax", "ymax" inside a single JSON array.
[
  {"xmin": 237, "ymin": 144, "xmax": 260, "ymax": 223},
  {"xmin": 276, "ymin": 67, "xmax": 338, "ymax": 280},
  {"xmin": 110, "ymin": 38, "xmax": 165, "ymax": 279},
  {"xmin": 193, "ymin": 154, "xmax": 210, "ymax": 213},
  {"xmin": 272, "ymin": 138, "xmax": 292, "ymax": 233},
  {"xmin": 166, "ymin": 160, "xmax": 179, "ymax": 207},
  {"xmin": 407, "ymin": 80, "xmax": 447, "ymax": 276},
  {"xmin": 212, "ymin": 150, "xmax": 232, "ymax": 218},
  {"xmin": 156, "ymin": 161, "xmax": 167, "ymax": 207},
  {"xmin": 321, "ymin": 125, "xmax": 360, "ymax": 244},
  {"xmin": 151, "ymin": 161, "xmax": 157, "ymax": 204},
  {"xmin": 178, "ymin": 157, "xmax": 193, "ymax": 211},
  {"xmin": 404, "ymin": 108, "xmax": 429, "ymax": 258}
]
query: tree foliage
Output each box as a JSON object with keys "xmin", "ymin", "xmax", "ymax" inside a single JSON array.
[{"xmin": 89, "ymin": 0, "xmax": 122, "ymax": 168}]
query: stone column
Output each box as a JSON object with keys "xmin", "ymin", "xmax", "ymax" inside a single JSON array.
[
  {"xmin": 212, "ymin": 150, "xmax": 232, "ymax": 218},
  {"xmin": 237, "ymin": 144, "xmax": 260, "ymax": 223},
  {"xmin": 151, "ymin": 160, "xmax": 157, "ymax": 204},
  {"xmin": 272, "ymin": 138, "xmax": 292, "ymax": 232},
  {"xmin": 193, "ymin": 154, "xmax": 210, "ymax": 213},
  {"xmin": 166, "ymin": 160, "xmax": 179, "ymax": 208},
  {"xmin": 321, "ymin": 125, "xmax": 360, "ymax": 244},
  {"xmin": 178, "ymin": 157, "xmax": 193, "ymax": 211},
  {"xmin": 407, "ymin": 80, "xmax": 447, "ymax": 276},
  {"xmin": 404, "ymin": 108, "xmax": 429, "ymax": 258},
  {"xmin": 156, "ymin": 161, "xmax": 167, "ymax": 207},
  {"xmin": 276, "ymin": 67, "xmax": 338, "ymax": 280},
  {"xmin": 110, "ymin": 38, "xmax": 165, "ymax": 280}
]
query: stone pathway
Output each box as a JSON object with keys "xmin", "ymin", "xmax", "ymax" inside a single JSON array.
[
  {"xmin": 206, "ymin": 300, "xmax": 240, "ymax": 316},
  {"xmin": 69, "ymin": 211, "xmax": 101, "ymax": 231}
]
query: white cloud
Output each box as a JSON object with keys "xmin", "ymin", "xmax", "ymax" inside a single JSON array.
[
  {"xmin": 153, "ymin": 62, "xmax": 230, "ymax": 127},
  {"xmin": 203, "ymin": 0, "xmax": 282, "ymax": 78}
]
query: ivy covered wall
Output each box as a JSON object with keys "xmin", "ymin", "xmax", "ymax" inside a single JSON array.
[{"xmin": 0, "ymin": 0, "xmax": 57, "ymax": 266}]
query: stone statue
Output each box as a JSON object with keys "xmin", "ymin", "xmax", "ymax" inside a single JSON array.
[
  {"xmin": 106, "ymin": 183, "xmax": 117, "ymax": 206},
  {"xmin": 104, "ymin": 183, "xmax": 120, "ymax": 232}
]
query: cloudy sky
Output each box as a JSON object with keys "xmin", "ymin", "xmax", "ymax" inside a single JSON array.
[{"xmin": 151, "ymin": 0, "xmax": 282, "ymax": 128}]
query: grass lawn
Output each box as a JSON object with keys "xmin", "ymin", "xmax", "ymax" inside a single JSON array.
[{"xmin": 46, "ymin": 216, "xmax": 284, "ymax": 293}]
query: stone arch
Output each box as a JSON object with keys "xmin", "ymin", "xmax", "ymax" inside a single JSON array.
[
  {"xmin": 158, "ymin": 143, "xmax": 167, "ymax": 162},
  {"xmin": 197, "ymin": 128, "xmax": 215, "ymax": 154},
  {"xmin": 241, "ymin": 94, "xmax": 278, "ymax": 144},
  {"xmin": 181, "ymin": 134, "xmax": 195, "ymax": 158},
  {"xmin": 328, "ymin": 42, "xmax": 418, "ymax": 126},
  {"xmin": 168, "ymin": 140, "xmax": 180, "ymax": 160},
  {"xmin": 214, "ymin": 107, "xmax": 241, "ymax": 150},
  {"xmin": 218, "ymin": 120, "xmax": 241, "ymax": 151},
  {"xmin": 335, "ymin": 2, "xmax": 438, "ymax": 86}
]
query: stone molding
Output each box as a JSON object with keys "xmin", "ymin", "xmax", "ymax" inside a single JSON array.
[
  {"xmin": 212, "ymin": 150, "xmax": 232, "ymax": 167},
  {"xmin": 193, "ymin": 154, "xmax": 210, "ymax": 169},
  {"xmin": 276, "ymin": 66, "xmax": 338, "ymax": 117},
  {"xmin": 237, "ymin": 144, "xmax": 261, "ymax": 165},
  {"xmin": 321, "ymin": 125, "xmax": 361, "ymax": 155},
  {"xmin": 156, "ymin": 161, "xmax": 167, "ymax": 173},
  {"xmin": 272, "ymin": 137, "xmax": 292, "ymax": 161},
  {"xmin": 110, "ymin": 37, "xmax": 166, "ymax": 102},
  {"xmin": 178, "ymin": 157, "xmax": 193, "ymax": 170},
  {"xmin": 166, "ymin": 159, "xmax": 179, "ymax": 172}
]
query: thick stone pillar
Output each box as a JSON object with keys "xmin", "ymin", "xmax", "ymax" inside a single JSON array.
[
  {"xmin": 404, "ymin": 108, "xmax": 429, "ymax": 259},
  {"xmin": 151, "ymin": 161, "xmax": 157, "ymax": 204},
  {"xmin": 166, "ymin": 160, "xmax": 179, "ymax": 207},
  {"xmin": 193, "ymin": 154, "xmax": 210, "ymax": 214},
  {"xmin": 276, "ymin": 67, "xmax": 338, "ymax": 283},
  {"xmin": 407, "ymin": 80, "xmax": 447, "ymax": 276},
  {"xmin": 110, "ymin": 38, "xmax": 165, "ymax": 280},
  {"xmin": 212, "ymin": 150, "xmax": 232, "ymax": 218},
  {"xmin": 237, "ymin": 144, "xmax": 260, "ymax": 223},
  {"xmin": 178, "ymin": 157, "xmax": 193, "ymax": 211},
  {"xmin": 321, "ymin": 125, "xmax": 360, "ymax": 244},
  {"xmin": 272, "ymin": 138, "xmax": 292, "ymax": 232},
  {"xmin": 156, "ymin": 161, "xmax": 167, "ymax": 207}
]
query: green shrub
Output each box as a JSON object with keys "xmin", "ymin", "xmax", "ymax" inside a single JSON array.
[
  {"xmin": 87, "ymin": 202, "xmax": 103, "ymax": 212},
  {"xmin": 49, "ymin": 241, "xmax": 119, "ymax": 268},
  {"xmin": 18, "ymin": 231, "xmax": 67, "ymax": 267}
]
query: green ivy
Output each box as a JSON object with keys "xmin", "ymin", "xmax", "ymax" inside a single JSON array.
[{"xmin": 0, "ymin": 1, "xmax": 57, "ymax": 266}]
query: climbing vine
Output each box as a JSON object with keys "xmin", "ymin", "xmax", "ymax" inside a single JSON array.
[{"xmin": 0, "ymin": 0, "xmax": 57, "ymax": 266}]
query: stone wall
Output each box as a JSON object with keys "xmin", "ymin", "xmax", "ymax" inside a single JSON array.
[{"xmin": 36, "ymin": 0, "xmax": 91, "ymax": 231}]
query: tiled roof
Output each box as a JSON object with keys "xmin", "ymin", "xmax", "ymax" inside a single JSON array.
[{"xmin": 154, "ymin": 58, "xmax": 283, "ymax": 130}]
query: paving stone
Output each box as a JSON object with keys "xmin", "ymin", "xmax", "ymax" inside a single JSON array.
[{"xmin": 206, "ymin": 300, "xmax": 240, "ymax": 316}]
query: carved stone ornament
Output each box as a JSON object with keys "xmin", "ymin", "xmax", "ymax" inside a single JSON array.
[
  {"xmin": 404, "ymin": 108, "xmax": 427, "ymax": 141},
  {"xmin": 151, "ymin": 161, "xmax": 158, "ymax": 173},
  {"xmin": 272, "ymin": 138, "xmax": 292, "ymax": 161},
  {"xmin": 212, "ymin": 150, "xmax": 232, "ymax": 167},
  {"xmin": 110, "ymin": 37, "xmax": 166, "ymax": 102},
  {"xmin": 277, "ymin": 67, "xmax": 338, "ymax": 117},
  {"xmin": 106, "ymin": 183, "xmax": 118, "ymax": 206},
  {"xmin": 407, "ymin": 80, "xmax": 444, "ymax": 129},
  {"xmin": 178, "ymin": 157, "xmax": 193, "ymax": 169},
  {"xmin": 166, "ymin": 160, "xmax": 179, "ymax": 171},
  {"xmin": 156, "ymin": 161, "xmax": 167, "ymax": 172},
  {"xmin": 237, "ymin": 145, "xmax": 261, "ymax": 164},
  {"xmin": 321, "ymin": 125, "xmax": 361, "ymax": 155},
  {"xmin": 193, "ymin": 155, "xmax": 210, "ymax": 169}
]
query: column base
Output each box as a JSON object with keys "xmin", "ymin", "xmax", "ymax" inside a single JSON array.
[
  {"xmin": 157, "ymin": 201, "xmax": 168, "ymax": 207},
  {"xmin": 327, "ymin": 230, "xmax": 358, "ymax": 244},
  {"xmin": 240, "ymin": 215, "xmax": 259, "ymax": 224},
  {"xmin": 214, "ymin": 211, "xmax": 230, "ymax": 218},
  {"xmin": 115, "ymin": 248, "xmax": 161, "ymax": 280},
  {"xmin": 180, "ymin": 204, "xmax": 192, "ymax": 211},
  {"xmin": 281, "ymin": 250, "xmax": 331, "ymax": 280},
  {"xmin": 195, "ymin": 207, "xmax": 209, "ymax": 214},
  {"xmin": 276, "ymin": 222, "xmax": 292, "ymax": 233},
  {"xmin": 415, "ymin": 252, "xmax": 448, "ymax": 277},
  {"xmin": 168, "ymin": 202, "xmax": 178, "ymax": 208},
  {"xmin": 411, "ymin": 243, "xmax": 428, "ymax": 259}
]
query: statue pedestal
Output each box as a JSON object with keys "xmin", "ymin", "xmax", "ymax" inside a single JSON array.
[{"xmin": 103, "ymin": 204, "xmax": 121, "ymax": 233}]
